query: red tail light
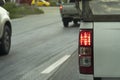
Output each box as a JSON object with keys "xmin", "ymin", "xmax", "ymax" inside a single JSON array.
[
  {"xmin": 79, "ymin": 29, "xmax": 93, "ymax": 74},
  {"xmin": 59, "ymin": 5, "xmax": 63, "ymax": 11},
  {"xmin": 80, "ymin": 30, "xmax": 92, "ymax": 46}
]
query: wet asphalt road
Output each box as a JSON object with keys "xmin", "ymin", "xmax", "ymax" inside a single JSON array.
[
  {"xmin": 48, "ymin": 50, "xmax": 80, "ymax": 80},
  {"xmin": 0, "ymin": 7, "xmax": 79, "ymax": 80}
]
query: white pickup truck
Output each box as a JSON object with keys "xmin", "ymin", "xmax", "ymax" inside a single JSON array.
[
  {"xmin": 77, "ymin": 0, "xmax": 120, "ymax": 80},
  {"xmin": 0, "ymin": 1, "xmax": 12, "ymax": 55},
  {"xmin": 59, "ymin": 0, "xmax": 80, "ymax": 27}
]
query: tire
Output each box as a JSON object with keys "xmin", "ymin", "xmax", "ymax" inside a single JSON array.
[
  {"xmin": 0, "ymin": 25, "xmax": 11, "ymax": 55},
  {"xmin": 73, "ymin": 20, "xmax": 78, "ymax": 25},
  {"xmin": 63, "ymin": 21, "xmax": 69, "ymax": 27},
  {"xmin": 94, "ymin": 78, "xmax": 101, "ymax": 80}
]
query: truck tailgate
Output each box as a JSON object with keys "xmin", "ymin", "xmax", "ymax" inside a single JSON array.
[
  {"xmin": 94, "ymin": 22, "xmax": 120, "ymax": 77},
  {"xmin": 62, "ymin": 3, "xmax": 78, "ymax": 14}
]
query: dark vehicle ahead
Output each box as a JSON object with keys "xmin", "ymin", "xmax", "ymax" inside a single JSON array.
[
  {"xmin": 77, "ymin": 0, "xmax": 120, "ymax": 80},
  {"xmin": 59, "ymin": 0, "xmax": 80, "ymax": 27}
]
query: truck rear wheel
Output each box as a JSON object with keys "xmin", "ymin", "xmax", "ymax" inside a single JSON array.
[
  {"xmin": 63, "ymin": 21, "xmax": 69, "ymax": 27},
  {"xmin": 0, "ymin": 25, "xmax": 11, "ymax": 55},
  {"xmin": 73, "ymin": 20, "xmax": 78, "ymax": 25}
]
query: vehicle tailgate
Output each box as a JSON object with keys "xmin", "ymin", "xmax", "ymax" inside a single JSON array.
[
  {"xmin": 94, "ymin": 22, "xmax": 120, "ymax": 77},
  {"xmin": 62, "ymin": 3, "xmax": 78, "ymax": 14}
]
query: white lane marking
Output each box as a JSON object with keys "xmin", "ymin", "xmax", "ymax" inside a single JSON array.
[{"xmin": 41, "ymin": 55, "xmax": 71, "ymax": 74}]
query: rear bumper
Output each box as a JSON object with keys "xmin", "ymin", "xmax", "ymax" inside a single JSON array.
[
  {"xmin": 79, "ymin": 74, "xmax": 94, "ymax": 80},
  {"xmin": 62, "ymin": 16, "xmax": 80, "ymax": 22},
  {"xmin": 61, "ymin": 13, "xmax": 80, "ymax": 19}
]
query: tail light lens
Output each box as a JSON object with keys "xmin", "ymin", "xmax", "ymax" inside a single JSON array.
[
  {"xmin": 80, "ymin": 30, "xmax": 91, "ymax": 46},
  {"xmin": 79, "ymin": 30, "xmax": 93, "ymax": 74},
  {"xmin": 59, "ymin": 5, "xmax": 63, "ymax": 11}
]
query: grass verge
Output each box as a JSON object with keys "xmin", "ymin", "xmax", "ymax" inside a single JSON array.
[{"xmin": 3, "ymin": 3, "xmax": 44, "ymax": 19}]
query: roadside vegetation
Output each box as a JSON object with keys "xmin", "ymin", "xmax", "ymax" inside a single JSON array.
[
  {"xmin": 49, "ymin": 1, "xmax": 57, "ymax": 6},
  {"xmin": 3, "ymin": 3, "xmax": 44, "ymax": 19},
  {"xmin": 63, "ymin": 0, "xmax": 68, "ymax": 3}
]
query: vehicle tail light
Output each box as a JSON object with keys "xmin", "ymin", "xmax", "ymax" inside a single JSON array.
[
  {"xmin": 59, "ymin": 5, "xmax": 63, "ymax": 11},
  {"xmin": 79, "ymin": 30, "xmax": 93, "ymax": 74}
]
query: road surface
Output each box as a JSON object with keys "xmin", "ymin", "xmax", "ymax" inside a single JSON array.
[
  {"xmin": 48, "ymin": 50, "xmax": 80, "ymax": 80},
  {"xmin": 0, "ymin": 7, "xmax": 79, "ymax": 80}
]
